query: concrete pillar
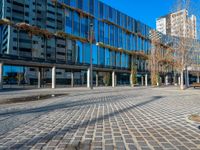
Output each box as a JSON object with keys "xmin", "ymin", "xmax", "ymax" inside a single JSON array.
[
  {"xmin": 115, "ymin": 74, "xmax": 117, "ymax": 87},
  {"xmin": 112, "ymin": 71, "xmax": 116, "ymax": 88},
  {"xmin": 37, "ymin": 68, "xmax": 41, "ymax": 88},
  {"xmin": 178, "ymin": 76, "xmax": 181, "ymax": 85},
  {"xmin": 165, "ymin": 75, "xmax": 169, "ymax": 85},
  {"xmin": 0, "ymin": 63, "xmax": 3, "ymax": 90},
  {"xmin": 145, "ymin": 74, "xmax": 148, "ymax": 86},
  {"xmin": 96, "ymin": 72, "xmax": 98, "ymax": 87},
  {"xmin": 87, "ymin": 68, "xmax": 90, "ymax": 88},
  {"xmin": 71, "ymin": 71, "xmax": 74, "ymax": 87},
  {"xmin": 52, "ymin": 66, "xmax": 56, "ymax": 89},
  {"xmin": 141, "ymin": 76, "xmax": 144, "ymax": 86},
  {"xmin": 197, "ymin": 74, "xmax": 200, "ymax": 83},
  {"xmin": 130, "ymin": 73, "xmax": 133, "ymax": 87}
]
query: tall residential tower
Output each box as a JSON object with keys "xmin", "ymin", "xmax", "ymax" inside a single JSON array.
[{"xmin": 156, "ymin": 9, "xmax": 197, "ymax": 39}]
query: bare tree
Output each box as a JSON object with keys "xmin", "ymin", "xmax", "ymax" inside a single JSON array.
[
  {"xmin": 171, "ymin": 0, "xmax": 200, "ymax": 89},
  {"xmin": 149, "ymin": 30, "xmax": 162, "ymax": 86},
  {"xmin": 149, "ymin": 30, "xmax": 174, "ymax": 86}
]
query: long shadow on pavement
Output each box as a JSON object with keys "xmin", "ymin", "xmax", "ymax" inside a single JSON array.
[
  {"xmin": 6, "ymin": 96, "xmax": 164, "ymax": 149},
  {"xmin": 0, "ymin": 95, "xmax": 133, "ymax": 116}
]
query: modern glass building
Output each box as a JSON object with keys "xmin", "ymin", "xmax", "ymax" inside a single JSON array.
[{"xmin": 0, "ymin": 0, "xmax": 198, "ymax": 89}]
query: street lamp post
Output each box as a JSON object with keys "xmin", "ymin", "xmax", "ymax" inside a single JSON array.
[{"xmin": 89, "ymin": 22, "xmax": 94, "ymax": 90}]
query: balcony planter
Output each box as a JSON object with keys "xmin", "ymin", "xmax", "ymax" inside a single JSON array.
[
  {"xmin": 0, "ymin": 19, "xmax": 13, "ymax": 26},
  {"xmin": 16, "ymin": 23, "xmax": 53, "ymax": 39},
  {"xmin": 135, "ymin": 51, "xmax": 149, "ymax": 60}
]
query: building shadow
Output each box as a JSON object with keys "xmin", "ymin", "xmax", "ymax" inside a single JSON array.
[
  {"xmin": 0, "ymin": 94, "xmax": 136, "ymax": 116},
  {"xmin": 5, "ymin": 95, "xmax": 164, "ymax": 149}
]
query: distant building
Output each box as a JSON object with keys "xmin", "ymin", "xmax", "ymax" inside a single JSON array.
[{"xmin": 156, "ymin": 9, "xmax": 197, "ymax": 39}]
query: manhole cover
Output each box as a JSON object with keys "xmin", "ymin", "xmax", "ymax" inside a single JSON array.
[{"xmin": 188, "ymin": 114, "xmax": 200, "ymax": 123}]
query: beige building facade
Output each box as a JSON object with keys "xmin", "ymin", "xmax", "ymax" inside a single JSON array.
[{"xmin": 156, "ymin": 9, "xmax": 197, "ymax": 39}]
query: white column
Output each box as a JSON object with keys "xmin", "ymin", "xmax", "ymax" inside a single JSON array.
[
  {"xmin": 71, "ymin": 71, "xmax": 74, "ymax": 87},
  {"xmin": 141, "ymin": 76, "xmax": 144, "ymax": 86},
  {"xmin": 52, "ymin": 66, "xmax": 56, "ymax": 89},
  {"xmin": 37, "ymin": 68, "xmax": 41, "ymax": 88},
  {"xmin": 112, "ymin": 71, "xmax": 115, "ymax": 88},
  {"xmin": 165, "ymin": 75, "xmax": 169, "ymax": 85},
  {"xmin": 0, "ymin": 63, "xmax": 3, "ymax": 90},
  {"xmin": 145, "ymin": 74, "xmax": 148, "ymax": 86},
  {"xmin": 178, "ymin": 76, "xmax": 181, "ymax": 85},
  {"xmin": 87, "ymin": 68, "xmax": 90, "ymax": 88},
  {"xmin": 197, "ymin": 74, "xmax": 200, "ymax": 83},
  {"xmin": 115, "ymin": 74, "xmax": 117, "ymax": 87},
  {"xmin": 130, "ymin": 73, "xmax": 133, "ymax": 87},
  {"xmin": 96, "ymin": 72, "xmax": 98, "ymax": 87}
]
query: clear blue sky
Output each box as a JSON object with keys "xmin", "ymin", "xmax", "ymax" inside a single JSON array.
[{"xmin": 100, "ymin": 0, "xmax": 175, "ymax": 28}]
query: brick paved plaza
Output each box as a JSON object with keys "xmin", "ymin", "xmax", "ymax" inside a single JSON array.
[{"xmin": 0, "ymin": 87, "xmax": 200, "ymax": 150}]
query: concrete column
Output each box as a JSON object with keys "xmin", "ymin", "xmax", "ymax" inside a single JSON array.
[
  {"xmin": 197, "ymin": 74, "xmax": 200, "ymax": 83},
  {"xmin": 145, "ymin": 74, "xmax": 148, "ymax": 86},
  {"xmin": 71, "ymin": 71, "xmax": 74, "ymax": 87},
  {"xmin": 52, "ymin": 66, "xmax": 56, "ymax": 89},
  {"xmin": 96, "ymin": 72, "xmax": 98, "ymax": 87},
  {"xmin": 0, "ymin": 63, "xmax": 3, "ymax": 90},
  {"xmin": 178, "ymin": 76, "xmax": 181, "ymax": 85},
  {"xmin": 130, "ymin": 73, "xmax": 133, "ymax": 87},
  {"xmin": 112, "ymin": 71, "xmax": 115, "ymax": 88},
  {"xmin": 165, "ymin": 75, "xmax": 169, "ymax": 85},
  {"xmin": 87, "ymin": 68, "xmax": 90, "ymax": 88},
  {"xmin": 115, "ymin": 74, "xmax": 117, "ymax": 87},
  {"xmin": 141, "ymin": 76, "xmax": 144, "ymax": 86},
  {"xmin": 37, "ymin": 68, "xmax": 41, "ymax": 88}
]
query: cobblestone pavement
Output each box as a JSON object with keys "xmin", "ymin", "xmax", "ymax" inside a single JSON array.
[{"xmin": 0, "ymin": 87, "xmax": 200, "ymax": 150}]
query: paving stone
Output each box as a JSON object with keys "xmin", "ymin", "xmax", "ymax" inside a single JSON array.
[
  {"xmin": 104, "ymin": 145, "xmax": 115, "ymax": 150},
  {"xmin": 0, "ymin": 87, "xmax": 199, "ymax": 150}
]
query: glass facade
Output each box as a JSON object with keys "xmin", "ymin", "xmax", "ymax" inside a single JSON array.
[
  {"xmin": 1, "ymin": 0, "xmax": 199, "ymax": 89},
  {"xmin": 0, "ymin": 0, "xmax": 153, "ymax": 71}
]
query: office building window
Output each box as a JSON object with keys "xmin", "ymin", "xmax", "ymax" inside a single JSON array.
[
  {"xmin": 65, "ymin": 9, "xmax": 72, "ymax": 34},
  {"xmin": 89, "ymin": 0, "xmax": 94, "ymax": 14},
  {"xmin": 64, "ymin": 0, "xmax": 70, "ymax": 5},
  {"xmin": 98, "ymin": 47, "xmax": 105, "ymax": 65},
  {"xmin": 83, "ymin": 0, "xmax": 89, "ymax": 12},
  {"xmin": 111, "ymin": 51, "xmax": 116, "ymax": 67},
  {"xmin": 83, "ymin": 43, "xmax": 90, "ymax": 64},
  {"xmin": 99, "ymin": 2, "xmax": 103, "ymax": 18},
  {"xmin": 77, "ymin": 0, "xmax": 83, "ymax": 9},
  {"xmin": 81, "ymin": 17, "xmax": 89, "ymax": 38},
  {"xmin": 105, "ymin": 48, "xmax": 110, "ymax": 66},
  {"xmin": 99, "ymin": 21, "xmax": 104, "ymax": 42},
  {"xmin": 109, "ymin": 25, "xmax": 114, "ymax": 46},
  {"xmin": 73, "ymin": 12, "xmax": 80, "ymax": 36},
  {"xmin": 116, "ymin": 52, "xmax": 121, "ymax": 67}
]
